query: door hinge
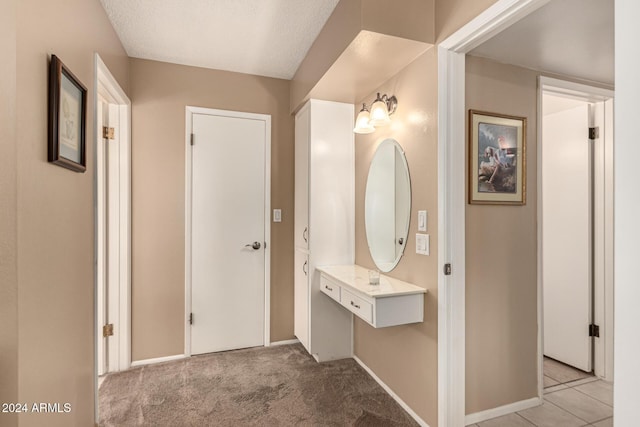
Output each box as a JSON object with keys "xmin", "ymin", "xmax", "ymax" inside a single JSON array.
[
  {"xmin": 444, "ymin": 263, "xmax": 452, "ymax": 276},
  {"xmin": 103, "ymin": 126, "xmax": 115, "ymax": 140},
  {"xmin": 190, "ymin": 133, "xmax": 195, "ymax": 146},
  {"xmin": 589, "ymin": 127, "xmax": 599, "ymax": 140},
  {"xmin": 189, "ymin": 313, "xmax": 193, "ymax": 325},
  {"xmin": 589, "ymin": 324, "xmax": 600, "ymax": 337},
  {"xmin": 103, "ymin": 323, "xmax": 114, "ymax": 337}
]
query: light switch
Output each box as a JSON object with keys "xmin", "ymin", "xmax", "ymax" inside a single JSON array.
[
  {"xmin": 416, "ymin": 233, "xmax": 429, "ymax": 255},
  {"xmin": 273, "ymin": 209, "xmax": 282, "ymax": 223},
  {"xmin": 418, "ymin": 210, "xmax": 427, "ymax": 232}
]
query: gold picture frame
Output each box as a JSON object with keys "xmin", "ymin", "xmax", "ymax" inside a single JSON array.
[{"xmin": 469, "ymin": 110, "xmax": 526, "ymax": 205}]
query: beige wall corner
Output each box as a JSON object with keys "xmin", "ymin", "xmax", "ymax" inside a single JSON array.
[
  {"xmin": 290, "ymin": 0, "xmax": 435, "ymax": 113},
  {"xmin": 435, "ymin": 0, "xmax": 499, "ymax": 42},
  {"xmin": 130, "ymin": 59, "xmax": 295, "ymax": 361},
  {"xmin": 362, "ymin": 0, "xmax": 435, "ymax": 43},
  {"xmin": 290, "ymin": 0, "xmax": 362, "ymax": 113},
  {"xmin": 0, "ymin": 1, "xmax": 18, "ymax": 426},
  {"xmin": 14, "ymin": 0, "xmax": 129, "ymax": 425},
  {"xmin": 465, "ymin": 55, "xmax": 539, "ymax": 414},
  {"xmin": 354, "ymin": 49, "xmax": 439, "ymax": 426}
]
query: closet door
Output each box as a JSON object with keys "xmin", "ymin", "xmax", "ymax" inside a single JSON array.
[
  {"xmin": 294, "ymin": 104, "xmax": 310, "ymax": 251},
  {"xmin": 294, "ymin": 250, "xmax": 309, "ymax": 351}
]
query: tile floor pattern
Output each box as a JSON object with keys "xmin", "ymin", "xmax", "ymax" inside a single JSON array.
[{"xmin": 468, "ymin": 358, "xmax": 613, "ymax": 427}]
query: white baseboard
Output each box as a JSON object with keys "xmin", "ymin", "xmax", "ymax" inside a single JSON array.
[
  {"xmin": 353, "ymin": 355, "xmax": 431, "ymax": 427},
  {"xmin": 465, "ymin": 396, "xmax": 542, "ymax": 425},
  {"xmin": 130, "ymin": 354, "xmax": 187, "ymax": 368},
  {"xmin": 269, "ymin": 339, "xmax": 300, "ymax": 346}
]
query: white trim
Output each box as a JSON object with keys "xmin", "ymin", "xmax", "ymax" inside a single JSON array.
[
  {"xmin": 184, "ymin": 106, "xmax": 272, "ymax": 357},
  {"xmin": 437, "ymin": 1, "xmax": 551, "ymax": 425},
  {"xmin": 94, "ymin": 54, "xmax": 132, "ymax": 372},
  {"xmin": 130, "ymin": 354, "xmax": 187, "ymax": 368},
  {"xmin": 536, "ymin": 79, "xmax": 545, "ymax": 400},
  {"xmin": 270, "ymin": 339, "xmax": 300, "ymax": 346},
  {"xmin": 436, "ymin": 44, "xmax": 467, "ymax": 427},
  {"xmin": 465, "ymin": 397, "xmax": 542, "ymax": 425},
  {"xmin": 353, "ymin": 356, "xmax": 430, "ymax": 427}
]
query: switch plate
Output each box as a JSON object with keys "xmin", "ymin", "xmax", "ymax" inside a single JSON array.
[
  {"xmin": 273, "ymin": 209, "xmax": 282, "ymax": 223},
  {"xmin": 416, "ymin": 233, "xmax": 429, "ymax": 255},
  {"xmin": 418, "ymin": 210, "xmax": 427, "ymax": 231}
]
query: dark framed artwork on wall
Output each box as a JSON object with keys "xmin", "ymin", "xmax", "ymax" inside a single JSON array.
[
  {"xmin": 48, "ymin": 54, "xmax": 87, "ymax": 173},
  {"xmin": 469, "ymin": 110, "xmax": 526, "ymax": 205}
]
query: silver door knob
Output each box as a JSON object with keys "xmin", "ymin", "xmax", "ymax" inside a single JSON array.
[{"xmin": 245, "ymin": 242, "xmax": 261, "ymax": 250}]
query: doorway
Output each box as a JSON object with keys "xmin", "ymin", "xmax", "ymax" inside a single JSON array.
[
  {"xmin": 94, "ymin": 54, "xmax": 132, "ymax": 422},
  {"xmin": 539, "ymin": 78, "xmax": 614, "ymax": 386},
  {"xmin": 437, "ymin": 1, "xmax": 614, "ymax": 425},
  {"xmin": 95, "ymin": 54, "xmax": 131, "ymax": 376},
  {"xmin": 185, "ymin": 107, "xmax": 271, "ymax": 356}
]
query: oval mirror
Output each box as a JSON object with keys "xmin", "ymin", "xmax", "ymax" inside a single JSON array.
[{"xmin": 365, "ymin": 139, "xmax": 411, "ymax": 272}]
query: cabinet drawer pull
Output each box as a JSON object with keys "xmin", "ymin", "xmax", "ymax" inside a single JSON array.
[
  {"xmin": 325, "ymin": 285, "xmax": 333, "ymax": 291},
  {"xmin": 350, "ymin": 301, "xmax": 360, "ymax": 309},
  {"xmin": 303, "ymin": 227, "xmax": 308, "ymax": 243},
  {"xmin": 303, "ymin": 260, "xmax": 308, "ymax": 276}
]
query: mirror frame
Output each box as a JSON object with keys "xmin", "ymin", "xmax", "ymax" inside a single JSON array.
[{"xmin": 364, "ymin": 138, "xmax": 412, "ymax": 272}]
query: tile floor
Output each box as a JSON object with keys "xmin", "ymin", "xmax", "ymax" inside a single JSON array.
[{"xmin": 468, "ymin": 357, "xmax": 613, "ymax": 427}]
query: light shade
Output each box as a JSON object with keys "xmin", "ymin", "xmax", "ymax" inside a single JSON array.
[
  {"xmin": 369, "ymin": 94, "xmax": 391, "ymax": 126},
  {"xmin": 353, "ymin": 105, "xmax": 375, "ymax": 134}
]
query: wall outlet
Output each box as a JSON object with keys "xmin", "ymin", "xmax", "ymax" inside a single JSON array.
[
  {"xmin": 273, "ymin": 209, "xmax": 282, "ymax": 222},
  {"xmin": 416, "ymin": 233, "xmax": 429, "ymax": 255},
  {"xmin": 418, "ymin": 210, "xmax": 427, "ymax": 231}
]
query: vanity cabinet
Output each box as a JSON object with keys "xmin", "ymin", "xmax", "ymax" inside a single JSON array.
[
  {"xmin": 317, "ymin": 265, "xmax": 426, "ymax": 328},
  {"xmin": 294, "ymin": 99, "xmax": 354, "ymax": 362}
]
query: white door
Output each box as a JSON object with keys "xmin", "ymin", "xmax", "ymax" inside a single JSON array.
[
  {"xmin": 542, "ymin": 98, "xmax": 592, "ymax": 371},
  {"xmin": 190, "ymin": 111, "xmax": 268, "ymax": 355}
]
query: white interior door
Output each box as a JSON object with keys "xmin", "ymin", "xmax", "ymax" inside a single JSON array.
[
  {"xmin": 190, "ymin": 112, "xmax": 267, "ymax": 355},
  {"xmin": 542, "ymin": 98, "xmax": 592, "ymax": 372}
]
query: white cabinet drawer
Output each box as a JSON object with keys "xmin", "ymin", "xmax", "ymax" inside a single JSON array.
[
  {"xmin": 320, "ymin": 276, "xmax": 341, "ymax": 302},
  {"xmin": 340, "ymin": 289, "xmax": 373, "ymax": 324}
]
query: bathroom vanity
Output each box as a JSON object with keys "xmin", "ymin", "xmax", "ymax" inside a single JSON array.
[{"xmin": 317, "ymin": 265, "xmax": 426, "ymax": 328}]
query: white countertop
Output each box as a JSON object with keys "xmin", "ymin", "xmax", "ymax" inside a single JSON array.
[{"xmin": 316, "ymin": 264, "xmax": 426, "ymax": 298}]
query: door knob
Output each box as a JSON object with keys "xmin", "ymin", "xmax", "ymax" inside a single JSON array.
[{"xmin": 245, "ymin": 242, "xmax": 261, "ymax": 250}]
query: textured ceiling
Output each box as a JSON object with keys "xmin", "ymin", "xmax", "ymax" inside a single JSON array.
[
  {"xmin": 471, "ymin": 0, "xmax": 614, "ymax": 85},
  {"xmin": 100, "ymin": 0, "xmax": 340, "ymax": 80}
]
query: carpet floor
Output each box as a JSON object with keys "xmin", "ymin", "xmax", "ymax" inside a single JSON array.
[{"xmin": 99, "ymin": 343, "xmax": 418, "ymax": 426}]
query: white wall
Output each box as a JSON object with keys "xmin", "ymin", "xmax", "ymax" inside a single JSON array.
[{"xmin": 614, "ymin": 0, "xmax": 640, "ymax": 424}]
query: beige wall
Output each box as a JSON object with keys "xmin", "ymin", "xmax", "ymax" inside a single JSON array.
[
  {"xmin": 435, "ymin": 0, "xmax": 499, "ymax": 42},
  {"xmin": 353, "ymin": 49, "xmax": 439, "ymax": 426},
  {"xmin": 465, "ymin": 55, "xmax": 539, "ymax": 414},
  {"xmin": 0, "ymin": 1, "xmax": 18, "ymax": 425},
  {"xmin": 291, "ymin": 0, "xmax": 435, "ymax": 112},
  {"xmin": 130, "ymin": 59, "xmax": 294, "ymax": 361},
  {"xmin": 11, "ymin": 0, "xmax": 129, "ymax": 426}
]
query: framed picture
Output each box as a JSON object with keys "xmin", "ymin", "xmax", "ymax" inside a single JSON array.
[
  {"xmin": 469, "ymin": 110, "xmax": 526, "ymax": 205},
  {"xmin": 48, "ymin": 55, "xmax": 87, "ymax": 172}
]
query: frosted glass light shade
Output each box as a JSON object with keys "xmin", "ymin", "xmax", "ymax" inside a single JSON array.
[
  {"xmin": 369, "ymin": 99, "xmax": 391, "ymax": 126},
  {"xmin": 353, "ymin": 109, "xmax": 375, "ymax": 134}
]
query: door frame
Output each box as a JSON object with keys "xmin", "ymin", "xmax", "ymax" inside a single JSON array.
[
  {"xmin": 94, "ymin": 53, "xmax": 131, "ymax": 417},
  {"xmin": 538, "ymin": 76, "xmax": 615, "ymax": 392},
  {"xmin": 437, "ymin": 1, "xmax": 553, "ymax": 425},
  {"xmin": 184, "ymin": 106, "xmax": 271, "ymax": 357}
]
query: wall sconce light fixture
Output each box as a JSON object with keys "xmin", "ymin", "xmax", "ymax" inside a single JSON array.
[{"xmin": 353, "ymin": 93, "xmax": 398, "ymax": 134}]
